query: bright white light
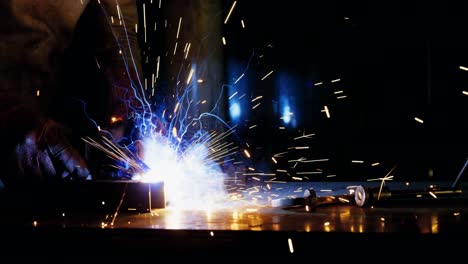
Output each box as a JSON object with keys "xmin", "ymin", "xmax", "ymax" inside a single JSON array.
[
  {"xmin": 282, "ymin": 106, "xmax": 292, "ymax": 124},
  {"xmin": 261, "ymin": 70, "xmax": 274, "ymax": 80},
  {"xmin": 176, "ymin": 17, "xmax": 182, "ymax": 39},
  {"xmin": 288, "ymin": 238, "xmax": 294, "ymax": 253},
  {"xmin": 229, "ymin": 102, "xmax": 241, "ymax": 119},
  {"xmin": 139, "ymin": 135, "xmax": 228, "ymax": 210},
  {"xmin": 186, "ymin": 68, "xmax": 194, "ymax": 84},
  {"xmin": 224, "ymin": 1, "xmax": 237, "ymax": 24}
]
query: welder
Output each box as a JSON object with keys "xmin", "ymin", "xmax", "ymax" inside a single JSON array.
[{"xmin": 0, "ymin": 0, "xmax": 142, "ymax": 189}]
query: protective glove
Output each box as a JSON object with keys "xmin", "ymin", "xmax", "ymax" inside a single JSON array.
[
  {"xmin": 1, "ymin": 118, "xmax": 92, "ymax": 186},
  {"xmin": 37, "ymin": 119, "xmax": 92, "ymax": 181}
]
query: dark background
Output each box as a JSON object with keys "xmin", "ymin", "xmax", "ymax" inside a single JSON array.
[{"xmin": 138, "ymin": 0, "xmax": 468, "ymax": 181}]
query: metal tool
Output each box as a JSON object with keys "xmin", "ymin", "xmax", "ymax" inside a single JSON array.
[{"xmin": 355, "ymin": 158, "xmax": 467, "ymax": 207}]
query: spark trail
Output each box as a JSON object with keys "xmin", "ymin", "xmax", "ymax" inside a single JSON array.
[{"xmin": 85, "ymin": 0, "xmax": 259, "ymax": 210}]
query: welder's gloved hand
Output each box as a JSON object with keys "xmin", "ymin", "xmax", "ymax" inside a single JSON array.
[{"xmin": 38, "ymin": 119, "xmax": 92, "ymax": 181}]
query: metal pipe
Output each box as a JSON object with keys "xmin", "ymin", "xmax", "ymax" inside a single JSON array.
[{"xmin": 355, "ymin": 185, "xmax": 463, "ymax": 207}]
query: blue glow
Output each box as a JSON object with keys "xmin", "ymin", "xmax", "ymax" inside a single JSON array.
[
  {"xmin": 227, "ymin": 59, "xmax": 251, "ymax": 125},
  {"xmin": 230, "ymin": 102, "xmax": 241, "ymax": 120},
  {"xmin": 282, "ymin": 105, "xmax": 291, "ymax": 124},
  {"xmin": 276, "ymin": 72, "xmax": 300, "ymax": 128}
]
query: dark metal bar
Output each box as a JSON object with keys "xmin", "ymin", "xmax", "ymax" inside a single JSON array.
[{"xmin": 355, "ymin": 185, "xmax": 463, "ymax": 207}]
